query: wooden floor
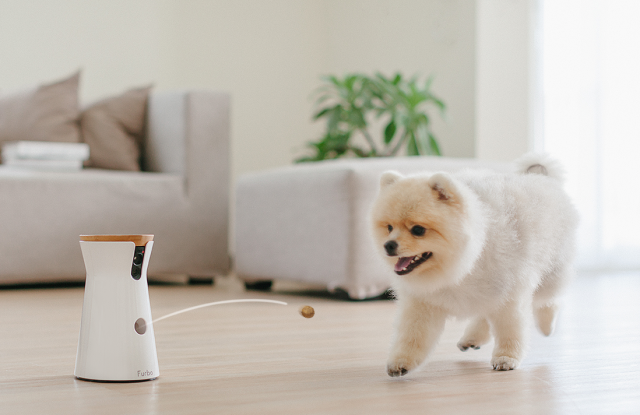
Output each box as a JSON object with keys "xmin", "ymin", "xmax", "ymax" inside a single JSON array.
[{"xmin": 0, "ymin": 272, "xmax": 639, "ymax": 415}]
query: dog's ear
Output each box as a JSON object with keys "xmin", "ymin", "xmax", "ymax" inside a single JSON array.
[
  {"xmin": 380, "ymin": 171, "xmax": 403, "ymax": 188},
  {"xmin": 427, "ymin": 172, "xmax": 459, "ymax": 203}
]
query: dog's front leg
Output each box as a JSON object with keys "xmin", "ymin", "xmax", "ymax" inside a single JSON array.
[{"xmin": 387, "ymin": 297, "xmax": 446, "ymax": 377}]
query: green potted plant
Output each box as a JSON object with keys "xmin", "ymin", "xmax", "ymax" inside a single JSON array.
[{"xmin": 296, "ymin": 72, "xmax": 445, "ymax": 162}]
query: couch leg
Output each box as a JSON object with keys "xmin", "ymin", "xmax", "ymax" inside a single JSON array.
[
  {"xmin": 188, "ymin": 276, "xmax": 215, "ymax": 285},
  {"xmin": 244, "ymin": 280, "xmax": 273, "ymax": 291}
]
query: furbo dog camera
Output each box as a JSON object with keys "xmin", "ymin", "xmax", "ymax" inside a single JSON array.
[{"xmin": 75, "ymin": 235, "xmax": 159, "ymax": 382}]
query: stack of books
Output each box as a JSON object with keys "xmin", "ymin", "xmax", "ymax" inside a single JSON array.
[{"xmin": 1, "ymin": 141, "xmax": 90, "ymax": 171}]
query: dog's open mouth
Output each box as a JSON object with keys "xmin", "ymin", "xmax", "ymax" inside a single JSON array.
[{"xmin": 394, "ymin": 252, "xmax": 433, "ymax": 275}]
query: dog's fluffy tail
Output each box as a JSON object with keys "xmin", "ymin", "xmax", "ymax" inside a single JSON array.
[{"xmin": 515, "ymin": 152, "xmax": 566, "ymax": 183}]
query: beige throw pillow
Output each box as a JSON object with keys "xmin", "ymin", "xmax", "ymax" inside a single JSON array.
[
  {"xmin": 80, "ymin": 86, "xmax": 152, "ymax": 171},
  {"xmin": 0, "ymin": 72, "xmax": 81, "ymax": 147}
]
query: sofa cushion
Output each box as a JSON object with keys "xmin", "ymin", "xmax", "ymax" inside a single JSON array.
[
  {"xmin": 0, "ymin": 167, "xmax": 185, "ymax": 282},
  {"xmin": 0, "ymin": 72, "xmax": 81, "ymax": 149},
  {"xmin": 81, "ymin": 86, "xmax": 152, "ymax": 171}
]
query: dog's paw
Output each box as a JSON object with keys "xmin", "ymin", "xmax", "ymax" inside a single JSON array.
[
  {"xmin": 387, "ymin": 365, "xmax": 409, "ymax": 377},
  {"xmin": 458, "ymin": 318, "xmax": 491, "ymax": 352},
  {"xmin": 457, "ymin": 341, "xmax": 482, "ymax": 352},
  {"xmin": 491, "ymin": 356, "xmax": 520, "ymax": 371},
  {"xmin": 386, "ymin": 357, "xmax": 417, "ymax": 377},
  {"xmin": 535, "ymin": 304, "xmax": 558, "ymax": 337}
]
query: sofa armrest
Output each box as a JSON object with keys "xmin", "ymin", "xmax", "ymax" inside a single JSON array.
[
  {"xmin": 144, "ymin": 90, "xmax": 231, "ymax": 273},
  {"xmin": 144, "ymin": 91, "xmax": 187, "ymax": 175},
  {"xmin": 144, "ymin": 89, "xmax": 230, "ymax": 197},
  {"xmin": 144, "ymin": 90, "xmax": 230, "ymax": 177}
]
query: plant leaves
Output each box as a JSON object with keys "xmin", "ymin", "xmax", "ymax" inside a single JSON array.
[
  {"xmin": 428, "ymin": 133, "xmax": 441, "ymax": 156},
  {"xmin": 348, "ymin": 109, "xmax": 367, "ymax": 129},
  {"xmin": 327, "ymin": 106, "xmax": 343, "ymax": 132},
  {"xmin": 384, "ymin": 120, "xmax": 396, "ymax": 144},
  {"xmin": 299, "ymin": 72, "xmax": 446, "ymax": 162},
  {"xmin": 432, "ymin": 97, "xmax": 446, "ymax": 115},
  {"xmin": 407, "ymin": 134, "xmax": 419, "ymax": 156},
  {"xmin": 414, "ymin": 125, "xmax": 429, "ymax": 155},
  {"xmin": 313, "ymin": 106, "xmax": 333, "ymax": 120}
]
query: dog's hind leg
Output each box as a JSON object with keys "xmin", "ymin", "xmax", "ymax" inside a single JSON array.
[
  {"xmin": 533, "ymin": 266, "xmax": 573, "ymax": 336},
  {"xmin": 457, "ymin": 317, "xmax": 491, "ymax": 351},
  {"xmin": 534, "ymin": 302, "xmax": 558, "ymax": 337}
]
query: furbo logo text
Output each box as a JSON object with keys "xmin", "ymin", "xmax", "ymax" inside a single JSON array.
[{"xmin": 138, "ymin": 370, "xmax": 154, "ymax": 377}]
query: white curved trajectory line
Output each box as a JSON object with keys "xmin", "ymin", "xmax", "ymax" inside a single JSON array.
[{"xmin": 152, "ymin": 299, "xmax": 289, "ymax": 324}]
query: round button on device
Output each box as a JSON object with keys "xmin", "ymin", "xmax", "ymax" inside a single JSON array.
[{"xmin": 134, "ymin": 318, "xmax": 147, "ymax": 335}]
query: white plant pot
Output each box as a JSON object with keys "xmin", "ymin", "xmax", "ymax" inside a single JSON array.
[{"xmin": 74, "ymin": 235, "xmax": 159, "ymax": 382}]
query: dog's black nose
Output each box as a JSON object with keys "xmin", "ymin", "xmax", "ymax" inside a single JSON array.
[{"xmin": 384, "ymin": 240, "xmax": 398, "ymax": 256}]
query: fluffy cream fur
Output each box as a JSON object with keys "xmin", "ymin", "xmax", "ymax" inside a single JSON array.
[{"xmin": 370, "ymin": 153, "xmax": 578, "ymax": 376}]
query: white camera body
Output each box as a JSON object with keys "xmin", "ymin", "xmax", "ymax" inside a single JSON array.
[{"xmin": 75, "ymin": 235, "xmax": 159, "ymax": 382}]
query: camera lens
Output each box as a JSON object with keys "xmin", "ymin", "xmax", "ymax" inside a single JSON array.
[
  {"xmin": 131, "ymin": 246, "xmax": 145, "ymax": 280},
  {"xmin": 132, "ymin": 267, "xmax": 141, "ymax": 280},
  {"xmin": 133, "ymin": 253, "xmax": 143, "ymax": 266}
]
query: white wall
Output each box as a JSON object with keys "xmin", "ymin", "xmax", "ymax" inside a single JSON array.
[
  {"xmin": 0, "ymin": 0, "xmax": 166, "ymax": 101},
  {"xmin": 475, "ymin": 0, "xmax": 540, "ymax": 161},
  {"xmin": 0, "ymin": 0, "xmax": 537, "ymax": 176}
]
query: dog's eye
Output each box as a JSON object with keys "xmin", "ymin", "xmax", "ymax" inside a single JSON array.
[
  {"xmin": 410, "ymin": 225, "xmax": 426, "ymax": 237},
  {"xmin": 387, "ymin": 224, "xmax": 393, "ymax": 233}
]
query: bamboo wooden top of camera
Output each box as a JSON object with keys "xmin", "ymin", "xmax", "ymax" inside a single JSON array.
[{"xmin": 79, "ymin": 235, "xmax": 154, "ymax": 246}]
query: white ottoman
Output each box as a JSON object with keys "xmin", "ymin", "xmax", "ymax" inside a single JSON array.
[{"xmin": 234, "ymin": 156, "xmax": 509, "ymax": 299}]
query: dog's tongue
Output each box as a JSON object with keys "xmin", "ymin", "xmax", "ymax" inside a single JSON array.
[{"xmin": 395, "ymin": 257, "xmax": 413, "ymax": 272}]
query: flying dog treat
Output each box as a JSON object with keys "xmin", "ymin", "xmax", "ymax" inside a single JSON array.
[{"xmin": 300, "ymin": 305, "xmax": 315, "ymax": 318}]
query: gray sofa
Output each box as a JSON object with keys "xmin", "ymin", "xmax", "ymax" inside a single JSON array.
[{"xmin": 0, "ymin": 90, "xmax": 230, "ymax": 284}]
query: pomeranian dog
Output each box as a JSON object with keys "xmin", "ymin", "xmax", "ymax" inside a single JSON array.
[{"xmin": 370, "ymin": 154, "xmax": 578, "ymax": 376}]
